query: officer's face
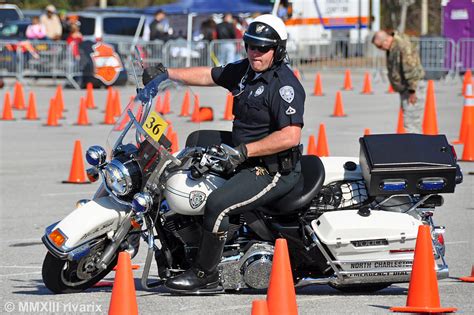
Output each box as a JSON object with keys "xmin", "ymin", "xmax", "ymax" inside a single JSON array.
[{"xmin": 247, "ymin": 45, "xmax": 275, "ymax": 73}]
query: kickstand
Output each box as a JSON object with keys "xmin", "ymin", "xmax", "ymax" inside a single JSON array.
[{"xmin": 141, "ymin": 246, "xmax": 163, "ymax": 289}]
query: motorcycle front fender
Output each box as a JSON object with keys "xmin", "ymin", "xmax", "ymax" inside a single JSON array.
[{"xmin": 43, "ymin": 196, "xmax": 129, "ymax": 256}]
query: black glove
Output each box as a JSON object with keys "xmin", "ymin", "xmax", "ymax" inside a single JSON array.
[
  {"xmin": 223, "ymin": 143, "xmax": 248, "ymax": 173},
  {"xmin": 142, "ymin": 63, "xmax": 168, "ymax": 86}
]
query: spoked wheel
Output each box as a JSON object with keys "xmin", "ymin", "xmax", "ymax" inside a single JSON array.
[{"xmin": 42, "ymin": 239, "xmax": 118, "ymax": 294}]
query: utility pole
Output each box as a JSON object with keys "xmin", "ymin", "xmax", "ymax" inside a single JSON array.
[
  {"xmin": 398, "ymin": 0, "xmax": 415, "ymax": 33},
  {"xmin": 421, "ymin": 0, "xmax": 428, "ymax": 35}
]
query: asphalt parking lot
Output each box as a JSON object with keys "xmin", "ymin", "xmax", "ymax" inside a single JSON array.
[{"xmin": 0, "ymin": 71, "xmax": 473, "ymax": 314}]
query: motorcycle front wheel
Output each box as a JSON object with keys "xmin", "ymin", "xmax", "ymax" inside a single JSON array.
[{"xmin": 42, "ymin": 251, "xmax": 118, "ymax": 294}]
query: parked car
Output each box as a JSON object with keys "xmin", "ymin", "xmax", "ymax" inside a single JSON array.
[
  {"xmin": 0, "ymin": 19, "xmax": 30, "ymax": 39},
  {"xmin": 0, "ymin": 4, "xmax": 24, "ymax": 28}
]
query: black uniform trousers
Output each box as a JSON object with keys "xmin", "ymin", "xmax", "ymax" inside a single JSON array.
[{"xmin": 203, "ymin": 162, "xmax": 301, "ymax": 233}]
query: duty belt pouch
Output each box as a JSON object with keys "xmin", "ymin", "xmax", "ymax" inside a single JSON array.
[{"xmin": 262, "ymin": 145, "xmax": 302, "ymax": 174}]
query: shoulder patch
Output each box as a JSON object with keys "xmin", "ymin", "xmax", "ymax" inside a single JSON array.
[
  {"xmin": 285, "ymin": 106, "xmax": 296, "ymax": 115},
  {"xmin": 279, "ymin": 85, "xmax": 294, "ymax": 103}
]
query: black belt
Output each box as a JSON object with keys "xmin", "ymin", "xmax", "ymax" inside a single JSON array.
[{"xmin": 246, "ymin": 145, "xmax": 302, "ymax": 174}]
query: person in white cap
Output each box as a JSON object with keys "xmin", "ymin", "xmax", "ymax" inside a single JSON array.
[{"xmin": 40, "ymin": 5, "xmax": 62, "ymax": 40}]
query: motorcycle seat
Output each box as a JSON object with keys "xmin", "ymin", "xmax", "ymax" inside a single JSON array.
[{"xmin": 264, "ymin": 155, "xmax": 325, "ymax": 215}]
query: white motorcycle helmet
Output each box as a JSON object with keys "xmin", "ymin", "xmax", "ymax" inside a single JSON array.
[{"xmin": 243, "ymin": 14, "xmax": 288, "ymax": 61}]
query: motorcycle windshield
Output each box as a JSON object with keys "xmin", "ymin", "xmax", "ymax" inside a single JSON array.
[{"xmin": 105, "ymin": 97, "xmax": 144, "ymax": 159}]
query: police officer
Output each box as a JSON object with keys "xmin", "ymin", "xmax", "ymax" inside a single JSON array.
[
  {"xmin": 142, "ymin": 14, "xmax": 304, "ymax": 294},
  {"xmin": 372, "ymin": 30, "xmax": 425, "ymax": 133}
]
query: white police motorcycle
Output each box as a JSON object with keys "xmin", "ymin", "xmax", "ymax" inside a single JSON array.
[{"xmin": 41, "ymin": 70, "xmax": 463, "ymax": 294}]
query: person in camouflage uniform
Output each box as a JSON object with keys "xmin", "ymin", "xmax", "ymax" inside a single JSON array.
[{"xmin": 372, "ymin": 30, "xmax": 425, "ymax": 133}]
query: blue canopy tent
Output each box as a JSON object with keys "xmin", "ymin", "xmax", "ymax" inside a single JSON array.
[
  {"xmin": 144, "ymin": 0, "xmax": 273, "ymax": 15},
  {"xmin": 144, "ymin": 0, "xmax": 273, "ymax": 66}
]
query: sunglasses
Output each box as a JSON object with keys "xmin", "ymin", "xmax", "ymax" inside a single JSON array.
[{"xmin": 247, "ymin": 45, "xmax": 273, "ymax": 53}]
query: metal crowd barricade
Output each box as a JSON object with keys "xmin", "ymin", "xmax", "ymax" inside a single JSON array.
[
  {"xmin": 163, "ymin": 39, "xmax": 211, "ymax": 68},
  {"xmin": 18, "ymin": 40, "xmax": 80, "ymax": 88},
  {"xmin": 410, "ymin": 37, "xmax": 456, "ymax": 79},
  {"xmin": 209, "ymin": 39, "xmax": 246, "ymax": 66},
  {"xmin": 456, "ymin": 38, "xmax": 474, "ymax": 73},
  {"xmin": 0, "ymin": 40, "xmax": 20, "ymax": 78},
  {"xmin": 287, "ymin": 38, "xmax": 379, "ymax": 71}
]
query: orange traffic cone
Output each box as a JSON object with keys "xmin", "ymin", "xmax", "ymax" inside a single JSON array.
[
  {"xmin": 331, "ymin": 91, "xmax": 346, "ymax": 117},
  {"xmin": 76, "ymin": 97, "xmax": 91, "ymax": 126},
  {"xmin": 397, "ymin": 107, "xmax": 406, "ymax": 134},
  {"xmin": 162, "ymin": 90, "xmax": 171, "ymax": 115},
  {"xmin": 113, "ymin": 90, "xmax": 122, "ymax": 117},
  {"xmin": 105, "ymin": 86, "xmax": 114, "ymax": 112},
  {"xmin": 24, "ymin": 91, "xmax": 39, "ymax": 120},
  {"xmin": 461, "ymin": 124, "xmax": 474, "ymax": 162},
  {"xmin": 313, "ymin": 72, "xmax": 324, "ymax": 96},
  {"xmin": 85, "ymin": 82, "xmax": 96, "ymax": 109},
  {"xmin": 390, "ymin": 225, "xmax": 457, "ymax": 313},
  {"xmin": 113, "ymin": 264, "xmax": 140, "ymax": 271},
  {"xmin": 180, "ymin": 90, "xmax": 190, "ymax": 116},
  {"xmin": 2, "ymin": 92, "xmax": 15, "ymax": 121},
  {"xmin": 266, "ymin": 238, "xmax": 298, "ymax": 315},
  {"xmin": 171, "ymin": 132, "xmax": 179, "ymax": 154},
  {"xmin": 361, "ymin": 72, "xmax": 373, "ymax": 94},
  {"xmin": 154, "ymin": 95, "xmax": 162, "ymax": 113},
  {"xmin": 462, "ymin": 69, "xmax": 472, "ymax": 96},
  {"xmin": 13, "ymin": 81, "xmax": 26, "ymax": 110},
  {"xmin": 387, "ymin": 83, "xmax": 395, "ymax": 94},
  {"xmin": 103, "ymin": 93, "xmax": 116, "ymax": 125},
  {"xmin": 453, "ymin": 83, "xmax": 473, "ymax": 144},
  {"xmin": 108, "ymin": 252, "xmax": 138, "ymax": 315},
  {"xmin": 293, "ymin": 68, "xmax": 301, "ymax": 81},
  {"xmin": 166, "ymin": 124, "xmax": 174, "ymax": 138},
  {"xmin": 62, "ymin": 140, "xmax": 90, "ymax": 184},
  {"xmin": 307, "ymin": 135, "xmax": 317, "ymax": 155},
  {"xmin": 316, "ymin": 123, "xmax": 329, "ymax": 157},
  {"xmin": 55, "ymin": 85, "xmax": 65, "ymax": 114},
  {"xmin": 191, "ymin": 95, "xmax": 201, "ymax": 123},
  {"xmin": 459, "ymin": 265, "xmax": 474, "ymax": 282},
  {"xmin": 342, "ymin": 69, "xmax": 353, "ymax": 90},
  {"xmin": 364, "ymin": 128, "xmax": 371, "ymax": 135},
  {"xmin": 251, "ymin": 300, "xmax": 269, "ymax": 315},
  {"xmin": 423, "ymin": 80, "xmax": 439, "ymax": 135},
  {"xmin": 44, "ymin": 98, "xmax": 60, "ymax": 126},
  {"xmin": 223, "ymin": 92, "xmax": 234, "ymax": 120}
]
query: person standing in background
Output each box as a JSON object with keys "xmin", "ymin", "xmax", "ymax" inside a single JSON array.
[
  {"xmin": 216, "ymin": 13, "xmax": 236, "ymax": 65},
  {"xmin": 372, "ymin": 30, "xmax": 425, "ymax": 133},
  {"xmin": 40, "ymin": 5, "xmax": 62, "ymax": 40},
  {"xmin": 26, "ymin": 16, "xmax": 46, "ymax": 40},
  {"xmin": 149, "ymin": 10, "xmax": 171, "ymax": 42}
]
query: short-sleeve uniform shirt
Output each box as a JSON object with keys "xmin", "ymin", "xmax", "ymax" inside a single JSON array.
[{"xmin": 211, "ymin": 59, "xmax": 305, "ymax": 146}]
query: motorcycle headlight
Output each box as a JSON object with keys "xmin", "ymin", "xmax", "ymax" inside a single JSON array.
[{"xmin": 104, "ymin": 159, "xmax": 141, "ymax": 197}]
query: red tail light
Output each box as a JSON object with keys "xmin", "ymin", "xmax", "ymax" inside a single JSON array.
[
  {"xmin": 437, "ymin": 233, "xmax": 445, "ymax": 246},
  {"xmin": 450, "ymin": 145, "xmax": 458, "ymax": 161}
]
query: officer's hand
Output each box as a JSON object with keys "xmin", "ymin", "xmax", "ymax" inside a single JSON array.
[
  {"xmin": 408, "ymin": 92, "xmax": 417, "ymax": 105},
  {"xmin": 222, "ymin": 143, "xmax": 248, "ymax": 173},
  {"xmin": 142, "ymin": 63, "xmax": 168, "ymax": 86}
]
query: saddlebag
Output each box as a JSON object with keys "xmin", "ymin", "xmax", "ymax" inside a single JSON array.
[{"xmin": 359, "ymin": 134, "xmax": 457, "ymax": 196}]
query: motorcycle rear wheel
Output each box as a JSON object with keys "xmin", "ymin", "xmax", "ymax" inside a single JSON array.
[
  {"xmin": 42, "ymin": 252, "xmax": 118, "ymax": 294},
  {"xmin": 329, "ymin": 283, "xmax": 391, "ymax": 293}
]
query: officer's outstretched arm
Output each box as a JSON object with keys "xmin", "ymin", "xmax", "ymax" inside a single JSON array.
[{"xmin": 168, "ymin": 67, "xmax": 216, "ymax": 86}]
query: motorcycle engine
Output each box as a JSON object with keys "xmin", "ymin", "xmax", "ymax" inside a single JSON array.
[{"xmin": 220, "ymin": 242, "xmax": 274, "ymax": 290}]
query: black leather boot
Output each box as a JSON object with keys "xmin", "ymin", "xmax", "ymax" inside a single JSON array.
[{"xmin": 165, "ymin": 229, "xmax": 226, "ymax": 294}]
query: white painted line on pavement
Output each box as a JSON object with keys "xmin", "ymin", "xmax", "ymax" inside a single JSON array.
[
  {"xmin": 0, "ymin": 266, "xmax": 42, "ymax": 269},
  {"xmin": 0, "ymin": 271, "xmax": 41, "ymax": 277}
]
